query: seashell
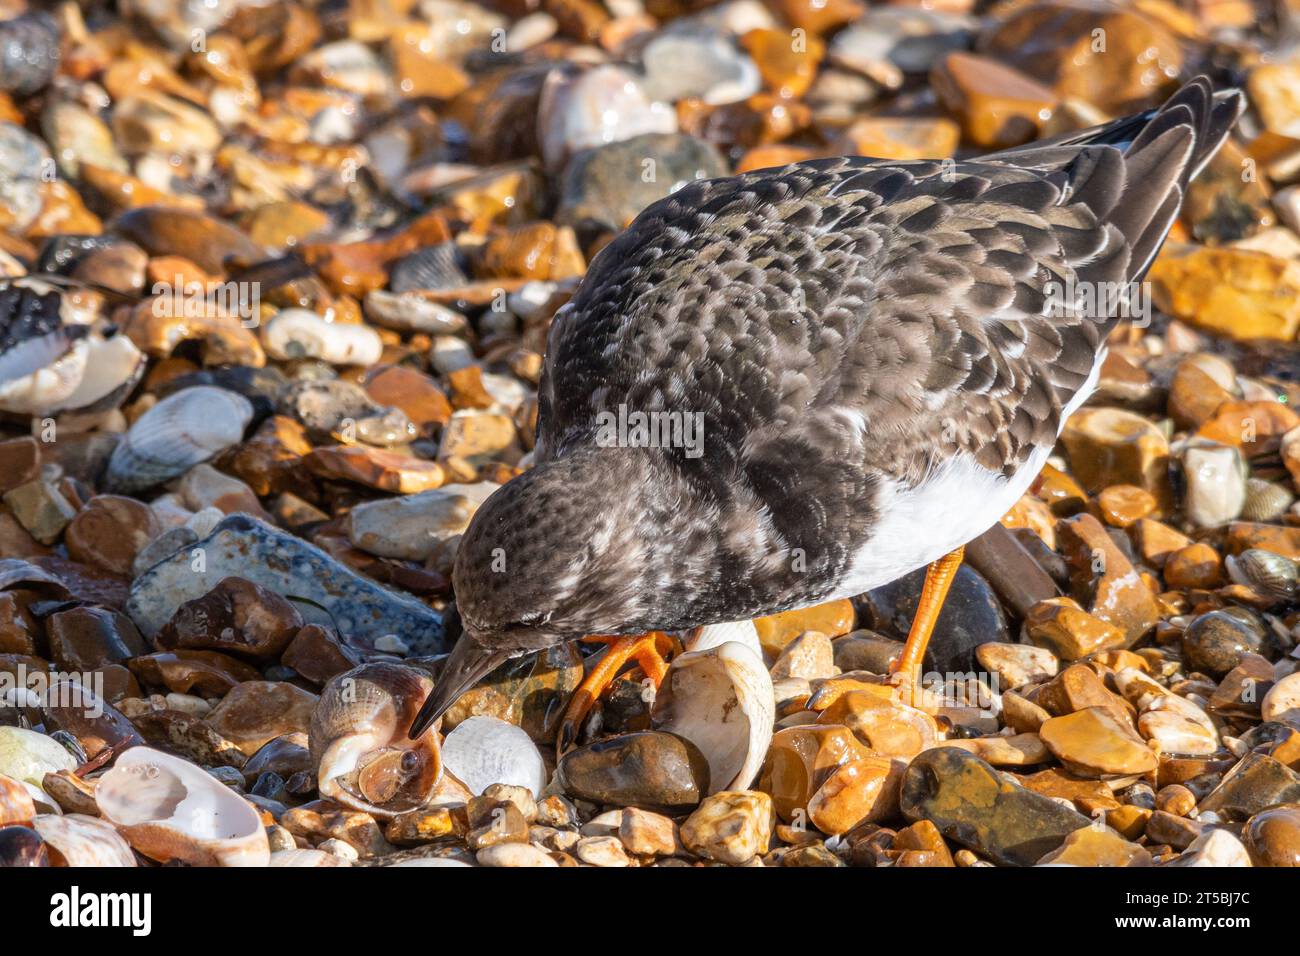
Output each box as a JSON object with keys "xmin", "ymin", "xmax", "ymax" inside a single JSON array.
[
  {"xmin": 0, "ymin": 284, "xmax": 93, "ymax": 416},
  {"xmin": 33, "ymin": 813, "xmax": 137, "ymax": 867},
  {"xmin": 0, "ymin": 824, "xmax": 49, "ymax": 866},
  {"xmin": 389, "ymin": 243, "xmax": 470, "ymax": 293},
  {"xmin": 0, "ymin": 12, "xmax": 60, "ymax": 96},
  {"xmin": 0, "ymin": 726, "xmax": 78, "ymax": 788},
  {"xmin": 105, "ymin": 386, "xmax": 253, "ymax": 494},
  {"xmin": 310, "ymin": 662, "xmax": 443, "ymax": 818},
  {"xmin": 268, "ymin": 848, "xmax": 351, "ymax": 867},
  {"xmin": 537, "ymin": 64, "xmax": 677, "ymax": 171},
  {"xmin": 441, "ymin": 715, "xmax": 547, "ymax": 798},
  {"xmin": 651, "ymin": 623, "xmax": 774, "ymax": 794},
  {"xmin": 261, "ymin": 309, "xmax": 383, "ymax": 366},
  {"xmin": 95, "ymin": 746, "xmax": 270, "ymax": 866},
  {"xmin": 1241, "ymin": 477, "xmax": 1295, "ymax": 522},
  {"xmin": 0, "ymin": 340, "xmax": 89, "ymax": 416},
  {"xmin": 1226, "ymin": 549, "xmax": 1298, "ymax": 602},
  {"xmin": 55, "ymin": 334, "xmax": 146, "ymax": 414},
  {"xmin": 0, "ymin": 772, "xmax": 35, "ymax": 825}
]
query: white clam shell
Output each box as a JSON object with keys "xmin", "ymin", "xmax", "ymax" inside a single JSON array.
[
  {"xmin": 262, "ymin": 309, "xmax": 383, "ymax": 366},
  {"xmin": 268, "ymin": 848, "xmax": 352, "ymax": 867},
  {"xmin": 311, "ymin": 662, "xmax": 443, "ymax": 819},
  {"xmin": 441, "ymin": 716, "xmax": 547, "ymax": 798},
  {"xmin": 95, "ymin": 746, "xmax": 270, "ymax": 867},
  {"xmin": 652, "ymin": 630, "xmax": 774, "ymax": 794},
  {"xmin": 105, "ymin": 385, "xmax": 253, "ymax": 494},
  {"xmin": 33, "ymin": 813, "xmax": 137, "ymax": 867}
]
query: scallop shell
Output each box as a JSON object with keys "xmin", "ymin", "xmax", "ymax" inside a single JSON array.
[
  {"xmin": 1241, "ymin": 478, "xmax": 1295, "ymax": 522},
  {"xmin": 105, "ymin": 385, "xmax": 253, "ymax": 493},
  {"xmin": 310, "ymin": 662, "xmax": 443, "ymax": 818},
  {"xmin": 33, "ymin": 813, "xmax": 137, "ymax": 867},
  {"xmin": 95, "ymin": 746, "xmax": 270, "ymax": 866},
  {"xmin": 1226, "ymin": 548, "xmax": 1298, "ymax": 601},
  {"xmin": 651, "ymin": 623, "xmax": 774, "ymax": 794},
  {"xmin": 441, "ymin": 716, "xmax": 547, "ymax": 798},
  {"xmin": 262, "ymin": 309, "xmax": 383, "ymax": 366}
]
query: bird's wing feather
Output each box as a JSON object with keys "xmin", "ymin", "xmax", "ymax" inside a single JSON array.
[{"xmin": 536, "ymin": 80, "xmax": 1239, "ymax": 604}]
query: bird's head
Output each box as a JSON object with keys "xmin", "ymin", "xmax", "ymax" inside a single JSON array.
[{"xmin": 409, "ymin": 447, "xmax": 665, "ymax": 738}]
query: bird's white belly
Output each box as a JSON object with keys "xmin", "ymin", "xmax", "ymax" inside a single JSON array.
[
  {"xmin": 825, "ymin": 345, "xmax": 1105, "ymax": 601},
  {"xmin": 827, "ymin": 443, "xmax": 1051, "ymax": 600}
]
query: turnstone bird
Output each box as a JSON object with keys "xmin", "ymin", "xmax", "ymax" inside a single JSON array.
[{"xmin": 411, "ymin": 77, "xmax": 1244, "ymax": 748}]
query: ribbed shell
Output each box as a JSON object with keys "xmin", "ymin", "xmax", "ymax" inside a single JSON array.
[{"xmin": 105, "ymin": 386, "xmax": 252, "ymax": 494}]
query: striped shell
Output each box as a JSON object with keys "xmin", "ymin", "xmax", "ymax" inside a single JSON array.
[
  {"xmin": 1226, "ymin": 548, "xmax": 1298, "ymax": 601},
  {"xmin": 105, "ymin": 386, "xmax": 252, "ymax": 494},
  {"xmin": 310, "ymin": 662, "xmax": 443, "ymax": 817},
  {"xmin": 1241, "ymin": 478, "xmax": 1295, "ymax": 522}
]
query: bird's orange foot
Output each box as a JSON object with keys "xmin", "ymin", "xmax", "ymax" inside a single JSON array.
[
  {"xmin": 556, "ymin": 632, "xmax": 680, "ymax": 754},
  {"xmin": 888, "ymin": 545, "xmax": 965, "ymax": 715}
]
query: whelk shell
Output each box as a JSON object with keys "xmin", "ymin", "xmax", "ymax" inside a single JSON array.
[
  {"xmin": 651, "ymin": 621, "xmax": 774, "ymax": 794},
  {"xmin": 105, "ymin": 385, "xmax": 253, "ymax": 493},
  {"xmin": 32, "ymin": 813, "xmax": 137, "ymax": 867},
  {"xmin": 310, "ymin": 662, "xmax": 443, "ymax": 818},
  {"xmin": 95, "ymin": 746, "xmax": 270, "ymax": 866}
]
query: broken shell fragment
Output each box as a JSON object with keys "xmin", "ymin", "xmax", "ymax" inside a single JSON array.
[
  {"xmin": 105, "ymin": 386, "xmax": 253, "ymax": 493},
  {"xmin": 652, "ymin": 634, "xmax": 775, "ymax": 794},
  {"xmin": 94, "ymin": 746, "xmax": 270, "ymax": 866},
  {"xmin": 310, "ymin": 662, "xmax": 443, "ymax": 818},
  {"xmin": 32, "ymin": 813, "xmax": 137, "ymax": 867}
]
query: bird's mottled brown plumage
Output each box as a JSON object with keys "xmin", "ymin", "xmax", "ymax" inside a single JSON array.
[{"xmin": 411, "ymin": 77, "xmax": 1244, "ymax": 739}]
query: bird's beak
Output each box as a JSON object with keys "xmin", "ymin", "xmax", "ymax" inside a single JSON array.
[{"xmin": 408, "ymin": 635, "xmax": 512, "ymax": 740}]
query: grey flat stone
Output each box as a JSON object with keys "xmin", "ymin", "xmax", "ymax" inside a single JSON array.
[{"xmin": 126, "ymin": 514, "xmax": 445, "ymax": 655}]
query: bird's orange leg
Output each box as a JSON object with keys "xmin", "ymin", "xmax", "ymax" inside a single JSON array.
[
  {"xmin": 889, "ymin": 546, "xmax": 964, "ymax": 711},
  {"xmin": 556, "ymin": 632, "xmax": 680, "ymax": 754}
]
